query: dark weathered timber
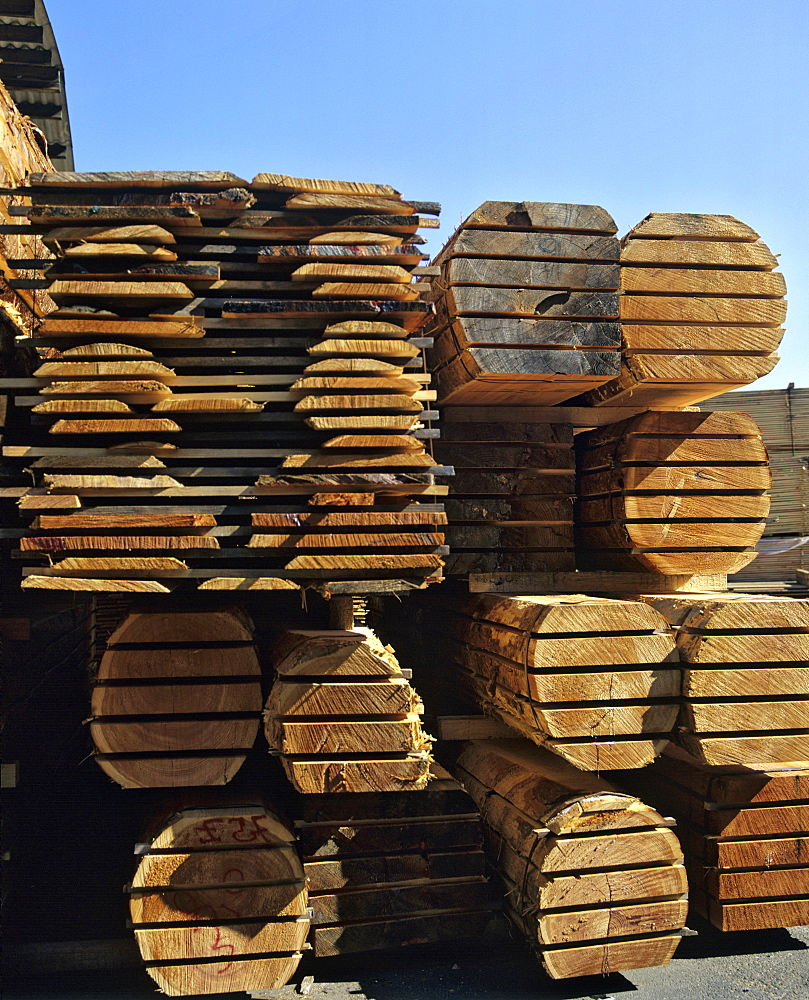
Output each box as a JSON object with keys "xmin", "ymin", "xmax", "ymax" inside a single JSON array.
[
  {"xmin": 27, "ymin": 190, "xmax": 253, "ymax": 209},
  {"xmin": 433, "ymin": 346, "xmax": 621, "ymax": 378},
  {"xmin": 49, "ymin": 264, "xmax": 219, "ymax": 280},
  {"xmin": 438, "ymin": 232, "xmax": 619, "ymax": 263},
  {"xmin": 439, "ymin": 286, "xmax": 619, "ymax": 320},
  {"xmin": 256, "ymin": 472, "xmax": 437, "ymax": 486},
  {"xmin": 432, "ymin": 443, "xmax": 574, "ymax": 470},
  {"xmin": 258, "ymin": 244, "xmax": 425, "ymax": 263},
  {"xmin": 438, "ymin": 470, "xmax": 575, "ymax": 495},
  {"xmin": 443, "ymin": 497, "xmax": 574, "ymax": 522},
  {"xmin": 442, "ymin": 550, "xmax": 574, "ymax": 575},
  {"xmin": 441, "ymin": 423, "xmax": 573, "ymax": 445},
  {"xmin": 222, "ymin": 299, "xmax": 428, "ymax": 315},
  {"xmin": 297, "ymin": 819, "xmax": 483, "ymax": 857},
  {"xmin": 431, "ymin": 315, "xmax": 621, "ymax": 349},
  {"xmin": 311, "ymin": 911, "xmax": 491, "ymax": 958},
  {"xmin": 303, "ymin": 851, "xmax": 485, "ymax": 889},
  {"xmin": 441, "ymin": 257, "xmax": 619, "ymax": 289},
  {"xmin": 233, "ymin": 214, "xmax": 423, "ymax": 231},
  {"xmin": 447, "ymin": 523, "xmax": 573, "ymax": 549},
  {"xmin": 27, "ymin": 171, "xmax": 251, "ymax": 189},
  {"xmin": 308, "ymin": 880, "xmax": 489, "ymax": 924}
]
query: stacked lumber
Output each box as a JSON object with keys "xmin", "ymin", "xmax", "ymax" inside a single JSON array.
[
  {"xmin": 575, "ymin": 410, "xmax": 771, "ymax": 574},
  {"xmin": 762, "ymin": 454, "xmax": 809, "ymax": 537},
  {"xmin": 293, "ymin": 764, "xmax": 491, "ymax": 956},
  {"xmin": 432, "ymin": 420, "xmax": 575, "ymax": 575},
  {"xmin": 424, "ymin": 202, "xmax": 621, "ymax": 404},
  {"xmin": 730, "ymin": 535, "xmax": 809, "ymax": 587},
  {"xmin": 130, "ymin": 805, "xmax": 309, "ymax": 995},
  {"xmin": 91, "ymin": 608, "xmax": 263, "ymax": 787},
  {"xmin": 710, "ymin": 387, "xmax": 809, "ymax": 538},
  {"xmin": 445, "ymin": 739, "xmax": 687, "ymax": 978},
  {"xmin": 265, "ymin": 627, "xmax": 433, "ymax": 793},
  {"xmin": 577, "ymin": 213, "xmax": 785, "ymax": 408},
  {"xmin": 407, "ymin": 593, "xmax": 680, "ymax": 770},
  {"xmin": 637, "ymin": 593, "xmax": 809, "ymax": 765},
  {"xmin": 624, "ymin": 747, "xmax": 809, "ymax": 932},
  {"xmin": 0, "ymin": 170, "xmax": 448, "ymax": 595},
  {"xmin": 708, "ymin": 386, "xmax": 809, "ymax": 456}
]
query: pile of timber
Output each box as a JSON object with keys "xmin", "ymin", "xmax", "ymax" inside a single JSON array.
[
  {"xmin": 575, "ymin": 410, "xmax": 771, "ymax": 575},
  {"xmin": 637, "ymin": 593, "xmax": 809, "ymax": 765},
  {"xmin": 424, "ymin": 202, "xmax": 621, "ymax": 404},
  {"xmin": 431, "ymin": 419, "xmax": 575, "ymax": 575},
  {"xmin": 90, "ymin": 608, "xmax": 263, "ymax": 788},
  {"xmin": 293, "ymin": 764, "xmax": 491, "ymax": 957},
  {"xmin": 265, "ymin": 627, "xmax": 433, "ymax": 793},
  {"xmin": 405, "ymin": 593, "xmax": 680, "ymax": 770},
  {"xmin": 576, "ymin": 213, "xmax": 785, "ymax": 408},
  {"xmin": 0, "ymin": 169, "xmax": 449, "ymax": 595},
  {"xmin": 129, "ymin": 804, "xmax": 309, "ymax": 996},
  {"xmin": 709, "ymin": 386, "xmax": 809, "ymax": 456},
  {"xmin": 730, "ymin": 535, "xmax": 809, "ymax": 589},
  {"xmin": 705, "ymin": 389, "xmax": 809, "ymax": 540},
  {"xmin": 623, "ymin": 747, "xmax": 809, "ymax": 932},
  {"xmin": 764, "ymin": 454, "xmax": 809, "ymax": 537},
  {"xmin": 445, "ymin": 739, "xmax": 687, "ymax": 978}
]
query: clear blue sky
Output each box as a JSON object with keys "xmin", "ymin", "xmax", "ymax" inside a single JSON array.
[{"xmin": 45, "ymin": 0, "xmax": 808, "ymax": 390}]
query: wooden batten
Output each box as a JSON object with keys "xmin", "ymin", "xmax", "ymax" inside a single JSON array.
[{"xmin": 424, "ymin": 203, "xmax": 622, "ymax": 405}]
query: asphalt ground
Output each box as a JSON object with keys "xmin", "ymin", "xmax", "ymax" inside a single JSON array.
[{"xmin": 5, "ymin": 916, "xmax": 808, "ymax": 1000}]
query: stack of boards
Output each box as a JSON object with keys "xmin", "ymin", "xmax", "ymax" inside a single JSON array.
[
  {"xmin": 424, "ymin": 207, "xmax": 786, "ymax": 410},
  {"xmin": 293, "ymin": 765, "xmax": 491, "ymax": 957},
  {"xmin": 575, "ymin": 410, "xmax": 771, "ymax": 576},
  {"xmin": 91, "ymin": 608, "xmax": 263, "ymax": 788},
  {"xmin": 425, "ymin": 201, "xmax": 621, "ymax": 404},
  {"xmin": 129, "ymin": 805, "xmax": 309, "ymax": 996},
  {"xmin": 626, "ymin": 748, "xmax": 809, "ymax": 933},
  {"xmin": 433, "ymin": 420, "xmax": 576, "ymax": 575},
  {"xmin": 0, "ymin": 169, "xmax": 449, "ymax": 594},
  {"xmin": 392, "ymin": 593, "xmax": 680, "ymax": 770},
  {"xmin": 637, "ymin": 593, "xmax": 809, "ymax": 766},
  {"xmin": 579, "ymin": 212, "xmax": 786, "ymax": 408},
  {"xmin": 265, "ymin": 627, "xmax": 433, "ymax": 793},
  {"xmin": 446, "ymin": 740, "xmax": 688, "ymax": 978}
]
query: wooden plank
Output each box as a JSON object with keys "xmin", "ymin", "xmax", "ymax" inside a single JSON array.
[
  {"xmin": 28, "ymin": 170, "xmax": 250, "ymax": 189},
  {"xmin": 436, "ymin": 716, "xmax": 516, "ymax": 740},
  {"xmin": 280, "ymin": 755, "xmax": 431, "ymax": 794},
  {"xmin": 21, "ymin": 576, "xmax": 170, "ymax": 592},
  {"xmin": 468, "ymin": 571, "xmax": 727, "ymax": 593},
  {"xmin": 628, "ymin": 213, "xmax": 760, "ymax": 241},
  {"xmin": 707, "ymin": 897, "xmax": 809, "ymax": 932},
  {"xmin": 251, "ymin": 174, "xmax": 399, "ymax": 196}
]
